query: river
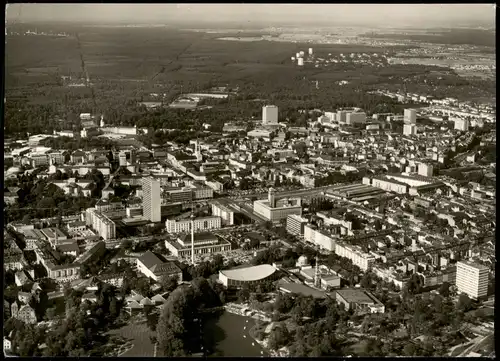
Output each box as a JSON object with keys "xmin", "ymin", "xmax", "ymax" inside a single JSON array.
[{"xmin": 202, "ymin": 311, "xmax": 268, "ymax": 357}]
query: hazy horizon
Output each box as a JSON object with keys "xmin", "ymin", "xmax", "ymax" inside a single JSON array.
[{"xmin": 5, "ymin": 4, "xmax": 496, "ymax": 28}]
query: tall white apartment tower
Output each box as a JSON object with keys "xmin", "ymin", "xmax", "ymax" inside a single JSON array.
[
  {"xmin": 262, "ymin": 105, "xmax": 279, "ymax": 125},
  {"xmin": 404, "ymin": 109, "xmax": 417, "ymax": 124},
  {"xmin": 142, "ymin": 177, "xmax": 161, "ymax": 222},
  {"xmin": 456, "ymin": 260, "xmax": 489, "ymax": 299},
  {"xmin": 454, "ymin": 118, "xmax": 470, "ymax": 132}
]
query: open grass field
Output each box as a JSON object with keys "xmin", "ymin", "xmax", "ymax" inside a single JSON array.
[
  {"xmin": 5, "ymin": 24, "xmax": 381, "ymax": 99},
  {"xmin": 5, "ymin": 23, "xmax": 494, "ymax": 124}
]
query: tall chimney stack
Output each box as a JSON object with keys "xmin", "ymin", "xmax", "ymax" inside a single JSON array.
[{"xmin": 191, "ymin": 214, "xmax": 195, "ymax": 265}]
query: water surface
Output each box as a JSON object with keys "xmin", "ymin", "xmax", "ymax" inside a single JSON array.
[{"xmin": 203, "ymin": 311, "xmax": 268, "ymax": 357}]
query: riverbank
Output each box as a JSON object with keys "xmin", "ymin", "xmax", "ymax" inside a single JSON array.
[
  {"xmin": 224, "ymin": 303, "xmax": 271, "ymax": 322},
  {"xmin": 224, "ymin": 303, "xmax": 284, "ymax": 356}
]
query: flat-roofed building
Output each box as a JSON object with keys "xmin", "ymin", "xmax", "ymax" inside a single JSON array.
[
  {"xmin": 192, "ymin": 184, "xmax": 213, "ymax": 200},
  {"xmin": 262, "ymin": 105, "xmax": 279, "ymax": 125},
  {"xmin": 165, "ymin": 216, "xmax": 221, "ymax": 234},
  {"xmin": 456, "ymin": 261, "xmax": 489, "ymax": 299},
  {"xmin": 418, "ymin": 163, "xmax": 434, "ymax": 177},
  {"xmin": 253, "ymin": 188, "xmax": 302, "ymax": 222},
  {"xmin": 335, "ymin": 288, "xmax": 385, "ymax": 313},
  {"xmin": 404, "ymin": 108, "xmax": 417, "ymax": 124},
  {"xmin": 286, "ymin": 215, "xmax": 309, "ymax": 237},
  {"xmin": 247, "ymin": 128, "xmax": 273, "ymax": 141},
  {"xmin": 219, "ymin": 264, "xmax": 279, "ymax": 288},
  {"xmin": 143, "ymin": 177, "xmax": 161, "ymax": 222},
  {"xmin": 161, "ymin": 202, "xmax": 183, "ymax": 218},
  {"xmin": 85, "ymin": 208, "xmax": 116, "ymax": 240},
  {"xmin": 166, "ymin": 187, "xmax": 193, "ymax": 204},
  {"xmin": 164, "ymin": 232, "xmax": 231, "ymax": 258},
  {"xmin": 278, "ymin": 280, "xmax": 328, "ymax": 299},
  {"xmin": 303, "ymin": 224, "xmax": 337, "ymax": 251},
  {"xmin": 335, "ymin": 242, "xmax": 375, "ymax": 272},
  {"xmin": 403, "ymin": 124, "xmax": 417, "ymax": 136},
  {"xmin": 40, "ymin": 227, "xmax": 68, "ymax": 248},
  {"xmin": 211, "ymin": 201, "xmax": 235, "ymax": 225},
  {"xmin": 346, "ymin": 112, "xmax": 367, "ymax": 125},
  {"xmin": 31, "ymin": 153, "xmax": 49, "ymax": 167},
  {"xmin": 454, "ymin": 118, "xmax": 470, "ymax": 132}
]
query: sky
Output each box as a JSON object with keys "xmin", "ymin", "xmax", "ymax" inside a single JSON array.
[{"xmin": 5, "ymin": 3, "xmax": 496, "ymax": 28}]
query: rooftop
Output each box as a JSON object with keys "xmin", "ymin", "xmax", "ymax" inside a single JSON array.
[
  {"xmin": 336, "ymin": 288, "xmax": 382, "ymax": 305},
  {"xmin": 458, "ymin": 260, "xmax": 490, "ymax": 271},
  {"xmin": 277, "ymin": 280, "xmax": 328, "ymax": 299},
  {"xmin": 138, "ymin": 251, "xmax": 182, "ymax": 275},
  {"xmin": 220, "ymin": 264, "xmax": 277, "ymax": 282}
]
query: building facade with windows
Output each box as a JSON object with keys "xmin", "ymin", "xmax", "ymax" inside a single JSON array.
[
  {"xmin": 456, "ymin": 261, "xmax": 489, "ymax": 299},
  {"xmin": 286, "ymin": 214, "xmax": 309, "ymax": 237},
  {"xmin": 165, "ymin": 216, "xmax": 221, "ymax": 234},
  {"xmin": 165, "ymin": 232, "xmax": 232, "ymax": 258},
  {"xmin": 211, "ymin": 201, "xmax": 235, "ymax": 226},
  {"xmin": 142, "ymin": 176, "xmax": 161, "ymax": 222},
  {"xmin": 253, "ymin": 188, "xmax": 302, "ymax": 222},
  {"xmin": 85, "ymin": 208, "xmax": 116, "ymax": 240}
]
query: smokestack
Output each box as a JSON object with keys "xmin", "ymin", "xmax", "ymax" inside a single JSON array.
[
  {"xmin": 268, "ymin": 188, "xmax": 276, "ymax": 208},
  {"xmin": 314, "ymin": 255, "xmax": 320, "ymax": 288},
  {"xmin": 191, "ymin": 214, "xmax": 195, "ymax": 265},
  {"xmin": 412, "ymin": 238, "xmax": 417, "ymax": 253}
]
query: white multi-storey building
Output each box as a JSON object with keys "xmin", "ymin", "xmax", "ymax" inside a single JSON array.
[
  {"xmin": 286, "ymin": 215, "xmax": 309, "ymax": 237},
  {"xmin": 404, "ymin": 109, "xmax": 417, "ymax": 124},
  {"xmin": 456, "ymin": 261, "xmax": 489, "ymax": 299},
  {"xmin": 262, "ymin": 105, "xmax": 279, "ymax": 125},
  {"xmin": 211, "ymin": 201, "xmax": 234, "ymax": 226},
  {"xmin": 454, "ymin": 118, "xmax": 470, "ymax": 132},
  {"xmin": 165, "ymin": 216, "xmax": 221, "ymax": 234},
  {"xmin": 403, "ymin": 124, "xmax": 417, "ymax": 136},
  {"xmin": 85, "ymin": 208, "xmax": 116, "ymax": 240},
  {"xmin": 192, "ymin": 185, "xmax": 214, "ymax": 200},
  {"xmin": 142, "ymin": 177, "xmax": 161, "ymax": 222},
  {"xmin": 335, "ymin": 242, "xmax": 375, "ymax": 271},
  {"xmin": 346, "ymin": 112, "xmax": 367, "ymax": 125},
  {"xmin": 303, "ymin": 224, "xmax": 336, "ymax": 251},
  {"xmin": 418, "ymin": 163, "xmax": 434, "ymax": 177}
]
